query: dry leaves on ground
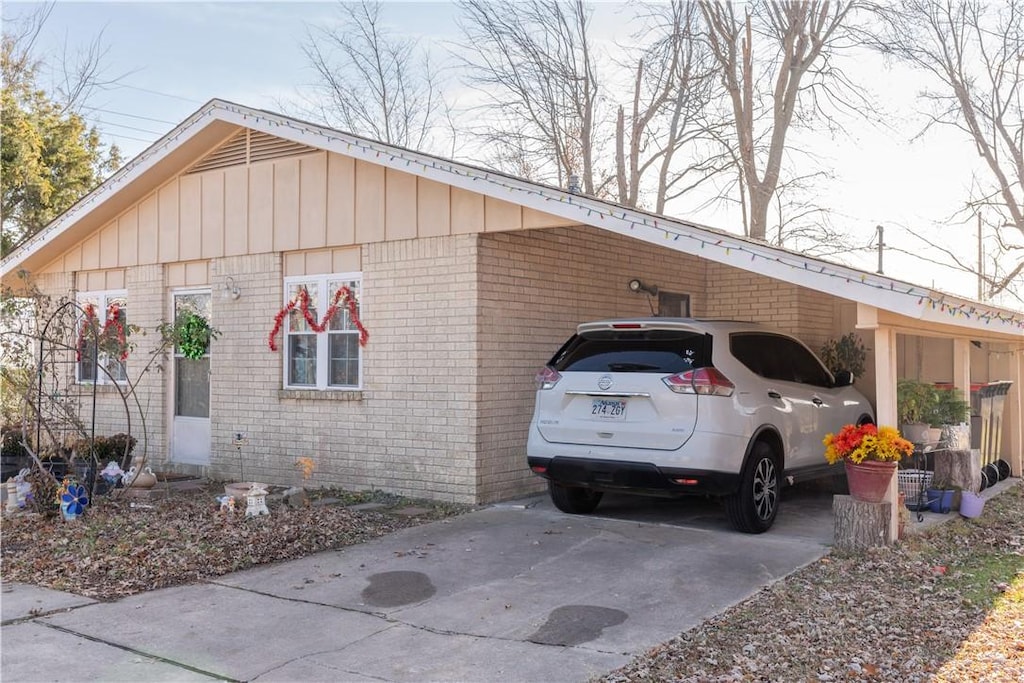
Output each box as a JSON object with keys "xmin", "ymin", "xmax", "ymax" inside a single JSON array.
[
  {"xmin": 603, "ymin": 482, "xmax": 1024, "ymax": 683},
  {"xmin": 0, "ymin": 484, "xmax": 470, "ymax": 600}
]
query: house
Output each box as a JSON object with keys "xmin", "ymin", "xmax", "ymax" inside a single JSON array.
[{"xmin": 2, "ymin": 99, "xmax": 1021, "ymax": 503}]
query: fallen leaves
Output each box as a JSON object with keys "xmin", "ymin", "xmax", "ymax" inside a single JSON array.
[
  {"xmin": 604, "ymin": 482, "xmax": 1024, "ymax": 683},
  {"xmin": 0, "ymin": 485, "xmax": 468, "ymax": 600}
]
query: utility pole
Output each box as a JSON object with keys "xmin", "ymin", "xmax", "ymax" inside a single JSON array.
[{"xmin": 876, "ymin": 225, "xmax": 884, "ymax": 275}]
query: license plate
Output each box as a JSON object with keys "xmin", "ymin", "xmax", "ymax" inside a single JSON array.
[{"xmin": 591, "ymin": 399, "xmax": 626, "ymax": 419}]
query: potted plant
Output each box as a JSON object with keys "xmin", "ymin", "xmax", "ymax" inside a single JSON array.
[
  {"xmin": 824, "ymin": 423, "xmax": 915, "ymax": 503},
  {"xmin": 925, "ymin": 388, "xmax": 971, "ymax": 448},
  {"xmin": 925, "ymin": 479, "xmax": 957, "ymax": 514},
  {"xmin": 897, "ymin": 379, "xmax": 939, "ymax": 444},
  {"xmin": 818, "ymin": 333, "xmax": 867, "ymax": 380}
]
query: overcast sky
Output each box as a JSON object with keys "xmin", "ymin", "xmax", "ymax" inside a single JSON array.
[{"xmin": 5, "ymin": 0, "xmax": 1000, "ymax": 306}]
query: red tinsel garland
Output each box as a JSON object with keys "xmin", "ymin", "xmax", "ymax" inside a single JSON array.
[
  {"xmin": 268, "ymin": 285, "xmax": 368, "ymax": 351},
  {"xmin": 76, "ymin": 302, "xmax": 129, "ymax": 362}
]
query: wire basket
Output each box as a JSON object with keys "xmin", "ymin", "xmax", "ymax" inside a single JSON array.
[{"xmin": 898, "ymin": 469, "xmax": 933, "ymax": 509}]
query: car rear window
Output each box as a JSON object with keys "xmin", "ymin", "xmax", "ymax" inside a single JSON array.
[{"xmin": 551, "ymin": 330, "xmax": 710, "ymax": 373}]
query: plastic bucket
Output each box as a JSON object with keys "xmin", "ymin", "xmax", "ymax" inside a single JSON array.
[
  {"xmin": 960, "ymin": 491, "xmax": 985, "ymax": 518},
  {"xmin": 926, "ymin": 488, "xmax": 954, "ymax": 514}
]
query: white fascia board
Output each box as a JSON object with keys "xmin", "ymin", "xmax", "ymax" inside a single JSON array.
[
  {"xmin": 216, "ymin": 103, "xmax": 1022, "ymax": 339},
  {"xmin": 8, "ymin": 99, "xmax": 1021, "ymax": 339}
]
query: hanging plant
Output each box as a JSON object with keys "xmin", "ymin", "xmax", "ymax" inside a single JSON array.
[{"xmin": 175, "ymin": 312, "xmax": 216, "ymax": 360}]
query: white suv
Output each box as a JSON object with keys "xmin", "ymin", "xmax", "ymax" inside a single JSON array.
[{"xmin": 527, "ymin": 318, "xmax": 874, "ymax": 533}]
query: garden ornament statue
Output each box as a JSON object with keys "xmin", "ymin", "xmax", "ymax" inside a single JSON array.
[
  {"xmin": 100, "ymin": 461, "xmax": 124, "ymax": 486},
  {"xmin": 216, "ymin": 495, "xmax": 236, "ymax": 514},
  {"xmin": 245, "ymin": 483, "xmax": 270, "ymax": 518},
  {"xmin": 6, "ymin": 468, "xmax": 31, "ymax": 513}
]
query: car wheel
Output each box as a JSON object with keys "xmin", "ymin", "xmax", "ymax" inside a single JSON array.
[
  {"xmin": 548, "ymin": 482, "xmax": 603, "ymax": 514},
  {"xmin": 726, "ymin": 442, "xmax": 780, "ymax": 534}
]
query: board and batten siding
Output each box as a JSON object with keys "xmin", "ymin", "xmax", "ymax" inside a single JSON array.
[{"xmin": 39, "ymin": 149, "xmax": 574, "ymax": 275}]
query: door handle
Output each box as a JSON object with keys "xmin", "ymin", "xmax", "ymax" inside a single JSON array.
[
  {"xmin": 768, "ymin": 391, "xmax": 782, "ymax": 399},
  {"xmin": 812, "ymin": 397, "xmax": 824, "ymax": 406}
]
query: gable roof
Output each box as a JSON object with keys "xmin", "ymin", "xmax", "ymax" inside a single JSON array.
[{"xmin": 3, "ymin": 98, "xmax": 1022, "ymax": 341}]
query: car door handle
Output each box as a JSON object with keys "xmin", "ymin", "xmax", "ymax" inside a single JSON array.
[
  {"xmin": 768, "ymin": 391, "xmax": 782, "ymax": 399},
  {"xmin": 812, "ymin": 397, "xmax": 824, "ymax": 406}
]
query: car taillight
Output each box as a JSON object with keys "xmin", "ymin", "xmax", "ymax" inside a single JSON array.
[
  {"xmin": 535, "ymin": 366, "xmax": 562, "ymax": 390},
  {"xmin": 663, "ymin": 367, "xmax": 735, "ymax": 396}
]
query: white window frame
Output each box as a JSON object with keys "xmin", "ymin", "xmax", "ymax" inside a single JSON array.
[
  {"xmin": 76, "ymin": 289, "xmax": 129, "ymax": 385},
  {"xmin": 282, "ymin": 273, "xmax": 363, "ymax": 391}
]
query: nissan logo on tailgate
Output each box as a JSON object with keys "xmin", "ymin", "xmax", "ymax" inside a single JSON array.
[{"xmin": 598, "ymin": 375, "xmax": 613, "ymax": 390}]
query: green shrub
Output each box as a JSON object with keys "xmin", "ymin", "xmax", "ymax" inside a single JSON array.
[
  {"xmin": 897, "ymin": 379, "xmax": 939, "ymax": 425},
  {"xmin": 926, "ymin": 388, "xmax": 971, "ymax": 425},
  {"xmin": 819, "ymin": 333, "xmax": 867, "ymax": 379},
  {"xmin": 74, "ymin": 433, "xmax": 137, "ymax": 468}
]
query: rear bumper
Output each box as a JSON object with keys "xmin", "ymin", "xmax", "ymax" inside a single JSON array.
[{"xmin": 528, "ymin": 456, "xmax": 740, "ymax": 497}]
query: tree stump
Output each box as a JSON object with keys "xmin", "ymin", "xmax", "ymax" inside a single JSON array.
[
  {"xmin": 933, "ymin": 449, "xmax": 981, "ymax": 499},
  {"xmin": 833, "ymin": 495, "xmax": 893, "ymax": 552}
]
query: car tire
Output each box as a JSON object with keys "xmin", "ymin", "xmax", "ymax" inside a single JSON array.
[
  {"xmin": 548, "ymin": 482, "xmax": 603, "ymax": 514},
  {"xmin": 726, "ymin": 442, "xmax": 780, "ymax": 534}
]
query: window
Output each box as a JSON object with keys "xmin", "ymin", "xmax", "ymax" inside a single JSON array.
[
  {"xmin": 657, "ymin": 291, "xmax": 691, "ymax": 317},
  {"xmin": 283, "ymin": 273, "xmax": 362, "ymax": 390},
  {"xmin": 77, "ymin": 290, "xmax": 128, "ymax": 384},
  {"xmin": 730, "ymin": 333, "xmax": 833, "ymax": 388},
  {"xmin": 553, "ymin": 330, "xmax": 709, "ymax": 373}
]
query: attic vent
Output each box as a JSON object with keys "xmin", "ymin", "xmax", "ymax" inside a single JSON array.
[
  {"xmin": 249, "ymin": 131, "xmax": 314, "ymax": 163},
  {"xmin": 187, "ymin": 129, "xmax": 317, "ymax": 174}
]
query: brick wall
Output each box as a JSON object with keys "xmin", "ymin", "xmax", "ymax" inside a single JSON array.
[
  {"xmin": 203, "ymin": 238, "xmax": 480, "ymax": 502},
  {"xmin": 26, "ymin": 224, "xmax": 857, "ymax": 505},
  {"xmin": 703, "ymin": 262, "xmax": 841, "ymax": 350},
  {"xmin": 475, "ymin": 226, "xmax": 709, "ymax": 502}
]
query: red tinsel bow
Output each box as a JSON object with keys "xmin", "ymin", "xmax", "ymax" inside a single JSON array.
[
  {"xmin": 76, "ymin": 302, "xmax": 129, "ymax": 362},
  {"xmin": 268, "ymin": 285, "xmax": 368, "ymax": 352}
]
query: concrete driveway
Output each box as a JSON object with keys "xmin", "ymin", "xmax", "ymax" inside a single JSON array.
[{"xmin": 2, "ymin": 485, "xmax": 834, "ymax": 682}]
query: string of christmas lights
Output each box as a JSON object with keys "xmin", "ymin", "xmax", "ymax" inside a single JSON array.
[{"xmin": 13, "ymin": 100, "xmax": 1023, "ymax": 333}]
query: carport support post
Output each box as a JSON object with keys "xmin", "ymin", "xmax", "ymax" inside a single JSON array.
[{"xmin": 871, "ymin": 324, "xmax": 899, "ymax": 545}]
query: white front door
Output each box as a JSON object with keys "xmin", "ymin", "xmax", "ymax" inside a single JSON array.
[{"xmin": 170, "ymin": 290, "xmax": 212, "ymax": 465}]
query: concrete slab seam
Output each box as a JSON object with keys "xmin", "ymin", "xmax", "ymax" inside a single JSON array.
[
  {"xmin": 1, "ymin": 601, "xmax": 97, "ymax": 628},
  {"xmin": 210, "ymin": 579, "xmax": 631, "ymax": 658},
  {"xmin": 247, "ymin": 633, "xmax": 400, "ymax": 682},
  {"xmin": 37, "ymin": 620, "xmax": 234, "ymax": 682}
]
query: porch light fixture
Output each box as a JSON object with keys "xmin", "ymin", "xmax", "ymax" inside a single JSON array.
[
  {"xmin": 223, "ymin": 276, "xmax": 241, "ymax": 300},
  {"xmin": 627, "ymin": 278, "xmax": 658, "ymax": 296}
]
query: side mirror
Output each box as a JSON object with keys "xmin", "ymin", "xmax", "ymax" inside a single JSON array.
[{"xmin": 834, "ymin": 370, "xmax": 855, "ymax": 387}]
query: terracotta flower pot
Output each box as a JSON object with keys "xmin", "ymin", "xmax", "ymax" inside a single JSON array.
[{"xmin": 844, "ymin": 460, "xmax": 897, "ymax": 503}]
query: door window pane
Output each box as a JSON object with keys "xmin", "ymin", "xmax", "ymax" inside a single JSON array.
[{"xmin": 175, "ymin": 357, "xmax": 210, "ymax": 417}]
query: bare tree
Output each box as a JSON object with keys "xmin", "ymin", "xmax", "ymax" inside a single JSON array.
[
  {"xmin": 455, "ymin": 0, "xmax": 724, "ymax": 211},
  {"xmin": 455, "ymin": 0, "xmax": 601, "ymax": 194},
  {"xmin": 2, "ymin": 2, "xmax": 121, "ymax": 115},
  {"xmin": 301, "ymin": 0, "xmax": 449, "ymax": 150},
  {"xmin": 699, "ymin": 1, "xmax": 863, "ymax": 241},
  {"xmin": 616, "ymin": 2, "xmax": 726, "ymax": 213},
  {"xmin": 871, "ymin": 0, "xmax": 1023, "ymax": 300}
]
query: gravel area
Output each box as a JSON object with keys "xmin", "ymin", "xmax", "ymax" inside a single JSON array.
[{"xmin": 602, "ymin": 481, "xmax": 1024, "ymax": 682}]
